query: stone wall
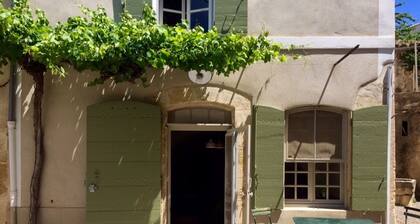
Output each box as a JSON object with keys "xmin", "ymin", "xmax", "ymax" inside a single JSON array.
[
  {"xmin": 0, "ymin": 65, "xmax": 9, "ymax": 224},
  {"xmin": 395, "ymin": 50, "xmax": 420, "ymax": 199}
]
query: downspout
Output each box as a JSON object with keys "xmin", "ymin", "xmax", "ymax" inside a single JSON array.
[
  {"xmin": 8, "ymin": 62, "xmax": 18, "ymax": 224},
  {"xmin": 7, "ymin": 3, "xmax": 18, "ymax": 223},
  {"xmin": 383, "ymin": 59, "xmax": 394, "ymax": 224}
]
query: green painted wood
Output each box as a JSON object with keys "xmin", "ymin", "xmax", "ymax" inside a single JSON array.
[
  {"xmin": 87, "ymin": 186, "xmax": 161, "ymax": 211},
  {"xmin": 87, "ymin": 119, "xmax": 160, "ymax": 142},
  {"xmin": 86, "ymin": 162, "xmax": 160, "ymax": 186},
  {"xmin": 353, "ymin": 152, "xmax": 387, "ymax": 168},
  {"xmin": 215, "ymin": 0, "xmax": 247, "ymax": 33},
  {"xmin": 253, "ymin": 106, "xmax": 284, "ymax": 210},
  {"xmin": 87, "ymin": 101, "xmax": 161, "ymax": 224},
  {"xmin": 87, "ymin": 142, "xmax": 160, "ymax": 162},
  {"xmin": 124, "ymin": 0, "xmax": 152, "ymax": 18},
  {"xmin": 352, "ymin": 106, "xmax": 387, "ymax": 212}
]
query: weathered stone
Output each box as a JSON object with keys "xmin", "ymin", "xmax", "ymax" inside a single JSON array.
[
  {"xmin": 354, "ymin": 70, "xmax": 386, "ymax": 110},
  {"xmin": 395, "ymin": 53, "xmax": 420, "ymax": 200},
  {"xmin": 0, "ymin": 65, "xmax": 9, "ymax": 224},
  {"xmin": 395, "ymin": 178, "xmax": 416, "ymax": 206}
]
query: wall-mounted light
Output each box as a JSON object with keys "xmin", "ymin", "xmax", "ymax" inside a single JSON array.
[
  {"xmin": 205, "ymin": 138, "xmax": 224, "ymax": 149},
  {"xmin": 188, "ymin": 70, "xmax": 213, "ymax": 85}
]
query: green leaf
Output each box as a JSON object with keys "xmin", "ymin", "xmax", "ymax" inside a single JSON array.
[{"xmin": 0, "ymin": 0, "xmax": 296, "ymax": 85}]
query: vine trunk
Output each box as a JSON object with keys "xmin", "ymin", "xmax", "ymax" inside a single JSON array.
[{"xmin": 23, "ymin": 56, "xmax": 46, "ymax": 224}]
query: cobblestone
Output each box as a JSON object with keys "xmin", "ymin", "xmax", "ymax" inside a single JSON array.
[{"xmin": 396, "ymin": 203, "xmax": 420, "ymax": 224}]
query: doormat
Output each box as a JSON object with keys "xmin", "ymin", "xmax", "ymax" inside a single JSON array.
[{"xmin": 293, "ymin": 217, "xmax": 375, "ymax": 224}]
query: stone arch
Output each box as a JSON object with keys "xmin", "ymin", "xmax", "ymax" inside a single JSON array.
[{"xmin": 157, "ymin": 86, "xmax": 252, "ymax": 224}]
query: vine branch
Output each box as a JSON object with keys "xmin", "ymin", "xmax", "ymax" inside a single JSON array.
[
  {"xmin": 0, "ymin": 80, "xmax": 9, "ymax": 88},
  {"xmin": 0, "ymin": 1, "xmax": 294, "ymax": 223},
  {"xmin": 22, "ymin": 55, "xmax": 46, "ymax": 224}
]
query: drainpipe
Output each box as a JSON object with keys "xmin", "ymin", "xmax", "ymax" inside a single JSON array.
[
  {"xmin": 8, "ymin": 62, "xmax": 18, "ymax": 224},
  {"xmin": 384, "ymin": 59, "xmax": 394, "ymax": 224}
]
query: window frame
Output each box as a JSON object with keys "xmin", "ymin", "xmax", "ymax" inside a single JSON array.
[
  {"xmin": 402, "ymin": 120, "xmax": 409, "ymax": 136},
  {"xmin": 168, "ymin": 107, "xmax": 232, "ymax": 124},
  {"xmin": 284, "ymin": 162, "xmax": 344, "ymax": 207},
  {"xmin": 158, "ymin": 0, "xmax": 214, "ymax": 30},
  {"xmin": 284, "ymin": 107, "xmax": 350, "ymax": 208}
]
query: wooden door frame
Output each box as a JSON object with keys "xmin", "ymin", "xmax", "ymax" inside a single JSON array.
[{"xmin": 166, "ymin": 123, "xmax": 232, "ymax": 224}]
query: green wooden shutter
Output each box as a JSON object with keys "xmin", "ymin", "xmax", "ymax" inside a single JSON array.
[
  {"xmin": 124, "ymin": 0, "xmax": 152, "ymax": 18},
  {"xmin": 215, "ymin": 0, "xmax": 247, "ymax": 33},
  {"xmin": 253, "ymin": 106, "xmax": 284, "ymax": 210},
  {"xmin": 86, "ymin": 101, "xmax": 161, "ymax": 224},
  {"xmin": 352, "ymin": 106, "xmax": 387, "ymax": 211}
]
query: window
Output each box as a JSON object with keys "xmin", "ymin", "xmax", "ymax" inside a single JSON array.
[
  {"xmin": 168, "ymin": 107, "xmax": 231, "ymax": 124},
  {"xmin": 285, "ymin": 108, "xmax": 346, "ymax": 206},
  {"xmin": 402, "ymin": 120, "xmax": 408, "ymax": 136},
  {"xmin": 285, "ymin": 162, "xmax": 342, "ymax": 203},
  {"xmin": 160, "ymin": 0, "xmax": 213, "ymax": 31}
]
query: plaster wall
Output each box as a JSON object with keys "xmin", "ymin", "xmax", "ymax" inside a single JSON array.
[
  {"xmin": 249, "ymin": 0, "xmax": 380, "ymax": 36},
  {"xmin": 26, "ymin": 0, "xmax": 393, "ymax": 38},
  {"xmin": 13, "ymin": 48, "xmax": 390, "ymax": 223},
  {"xmin": 17, "ymin": 69, "xmax": 254, "ymax": 223},
  {"xmin": 29, "ymin": 0, "xmax": 116, "ymax": 24},
  {"xmin": 0, "ymin": 65, "xmax": 9, "ymax": 224},
  {"xmin": 0, "ymin": 0, "xmax": 395, "ymax": 223},
  {"xmin": 413, "ymin": 24, "xmax": 420, "ymax": 33}
]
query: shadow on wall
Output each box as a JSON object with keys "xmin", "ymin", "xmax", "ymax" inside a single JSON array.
[
  {"xmin": 20, "ymin": 56, "xmax": 253, "ymax": 223},
  {"xmin": 81, "ymin": 69, "xmax": 251, "ymax": 223}
]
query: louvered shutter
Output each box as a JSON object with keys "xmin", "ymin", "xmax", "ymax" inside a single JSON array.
[
  {"xmin": 253, "ymin": 106, "xmax": 284, "ymax": 210},
  {"xmin": 352, "ymin": 106, "xmax": 387, "ymax": 211},
  {"xmin": 124, "ymin": 0, "xmax": 152, "ymax": 18},
  {"xmin": 215, "ymin": 0, "xmax": 247, "ymax": 33}
]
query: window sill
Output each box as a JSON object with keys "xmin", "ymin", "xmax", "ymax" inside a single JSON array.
[{"xmin": 282, "ymin": 207, "xmax": 347, "ymax": 212}]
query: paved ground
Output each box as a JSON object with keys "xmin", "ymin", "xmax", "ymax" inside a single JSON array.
[{"xmin": 396, "ymin": 202, "xmax": 420, "ymax": 224}]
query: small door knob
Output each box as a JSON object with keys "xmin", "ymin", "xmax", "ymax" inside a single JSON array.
[{"xmin": 88, "ymin": 183, "xmax": 98, "ymax": 193}]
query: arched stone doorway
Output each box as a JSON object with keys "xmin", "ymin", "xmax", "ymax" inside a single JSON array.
[{"xmin": 159, "ymin": 86, "xmax": 252, "ymax": 224}]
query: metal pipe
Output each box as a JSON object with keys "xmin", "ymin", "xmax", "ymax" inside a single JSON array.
[
  {"xmin": 317, "ymin": 45, "xmax": 360, "ymax": 105},
  {"xmin": 8, "ymin": 62, "xmax": 17, "ymax": 224},
  {"xmin": 384, "ymin": 59, "xmax": 394, "ymax": 224},
  {"xmin": 8, "ymin": 63, "xmax": 16, "ymax": 121},
  {"xmin": 8, "ymin": 2, "xmax": 18, "ymax": 222}
]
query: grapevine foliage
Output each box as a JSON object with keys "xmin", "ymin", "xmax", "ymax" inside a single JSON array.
[{"xmin": 0, "ymin": 0, "xmax": 291, "ymax": 85}]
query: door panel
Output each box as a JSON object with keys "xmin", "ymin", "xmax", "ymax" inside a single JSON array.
[{"xmin": 86, "ymin": 101, "xmax": 161, "ymax": 224}]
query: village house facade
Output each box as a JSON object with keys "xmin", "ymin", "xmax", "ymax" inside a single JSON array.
[{"xmin": 0, "ymin": 0, "xmax": 395, "ymax": 223}]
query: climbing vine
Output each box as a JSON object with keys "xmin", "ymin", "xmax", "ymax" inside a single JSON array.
[
  {"xmin": 1, "ymin": 1, "xmax": 292, "ymax": 223},
  {"xmin": 1, "ymin": 0, "xmax": 290, "ymax": 84},
  {"xmin": 395, "ymin": 3, "xmax": 419, "ymax": 68}
]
